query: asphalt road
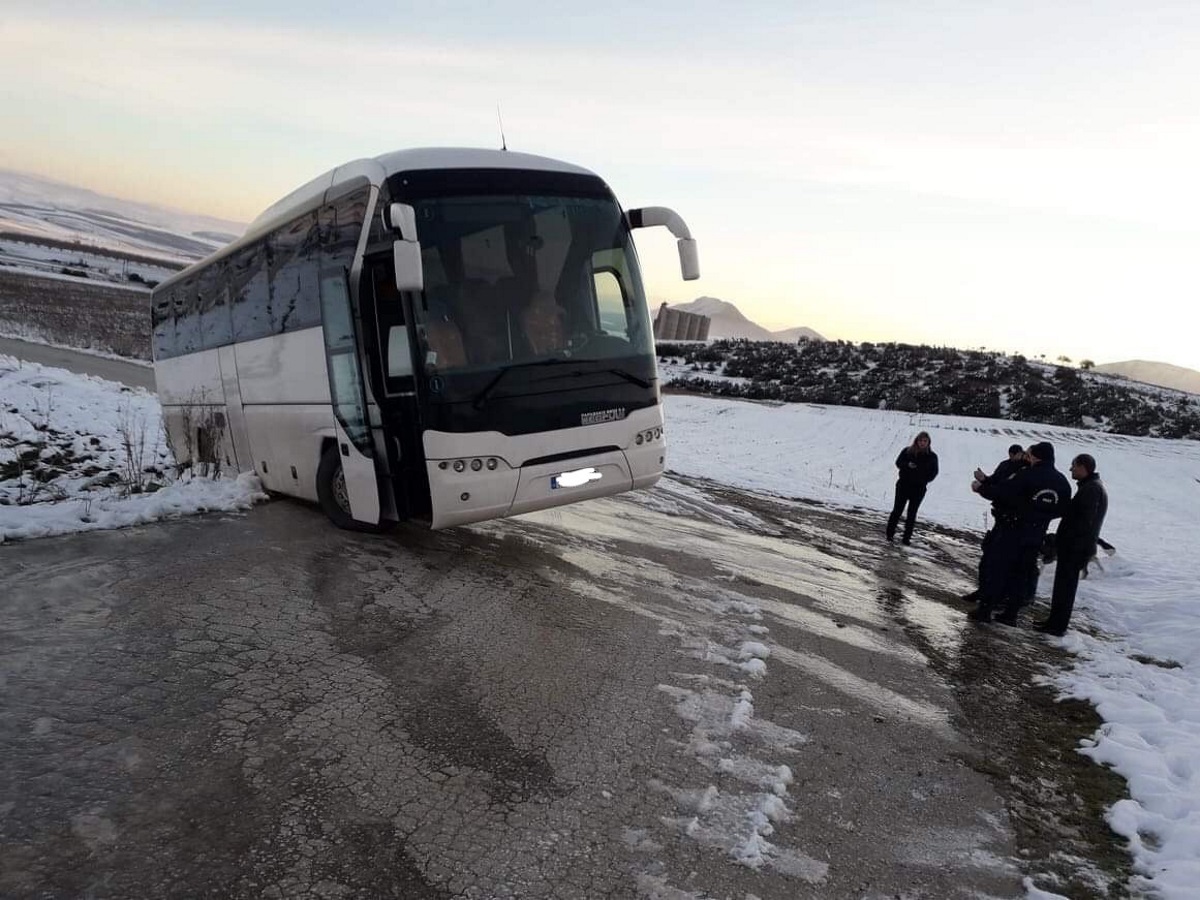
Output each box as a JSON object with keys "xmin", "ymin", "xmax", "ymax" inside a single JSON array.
[
  {"xmin": 0, "ymin": 478, "xmax": 1028, "ymax": 900},
  {"xmin": 0, "ymin": 335, "xmax": 155, "ymax": 391}
]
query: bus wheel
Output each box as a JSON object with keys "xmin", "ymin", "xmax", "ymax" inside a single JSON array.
[{"xmin": 317, "ymin": 444, "xmax": 393, "ymax": 533}]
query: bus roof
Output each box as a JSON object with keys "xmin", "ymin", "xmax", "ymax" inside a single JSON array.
[
  {"xmin": 247, "ymin": 147, "xmax": 597, "ymax": 239},
  {"xmin": 155, "ymin": 148, "xmax": 599, "ymax": 296}
]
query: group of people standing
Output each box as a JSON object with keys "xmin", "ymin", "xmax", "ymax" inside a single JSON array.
[{"xmin": 885, "ymin": 433, "xmax": 1110, "ymax": 637}]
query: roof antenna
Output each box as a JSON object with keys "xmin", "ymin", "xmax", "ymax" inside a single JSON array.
[{"xmin": 497, "ymin": 105, "xmax": 508, "ymax": 151}]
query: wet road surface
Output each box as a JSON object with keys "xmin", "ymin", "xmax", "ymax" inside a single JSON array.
[
  {"xmin": 1, "ymin": 477, "xmax": 1056, "ymax": 898},
  {"xmin": 0, "ymin": 336, "xmax": 155, "ymax": 391}
]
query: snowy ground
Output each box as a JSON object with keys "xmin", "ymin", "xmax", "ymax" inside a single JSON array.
[
  {"xmin": 4, "ymin": 351, "xmax": 1200, "ymax": 897},
  {"xmin": 0, "ymin": 354, "xmax": 264, "ymax": 542},
  {"xmin": 663, "ymin": 393, "xmax": 1200, "ymax": 900},
  {"xmin": 0, "ymin": 238, "xmax": 178, "ymax": 288}
]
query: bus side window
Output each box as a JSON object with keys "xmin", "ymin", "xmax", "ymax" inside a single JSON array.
[
  {"xmin": 231, "ymin": 243, "xmax": 270, "ymax": 342},
  {"xmin": 175, "ymin": 276, "xmax": 201, "ymax": 355},
  {"xmin": 270, "ymin": 211, "xmax": 321, "ymax": 335},
  {"xmin": 326, "ymin": 186, "xmax": 370, "ymax": 270},
  {"xmin": 152, "ymin": 290, "xmax": 176, "ymax": 360},
  {"xmin": 199, "ymin": 262, "xmax": 232, "ymax": 349}
]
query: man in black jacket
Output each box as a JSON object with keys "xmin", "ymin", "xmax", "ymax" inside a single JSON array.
[
  {"xmin": 1035, "ymin": 454, "xmax": 1109, "ymax": 636},
  {"xmin": 985, "ymin": 444, "xmax": 1030, "ymax": 487},
  {"xmin": 887, "ymin": 431, "xmax": 939, "ymax": 545},
  {"xmin": 969, "ymin": 441, "xmax": 1071, "ymax": 625},
  {"xmin": 961, "ymin": 444, "xmax": 1029, "ymax": 603}
]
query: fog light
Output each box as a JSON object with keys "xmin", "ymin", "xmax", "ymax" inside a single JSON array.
[
  {"xmin": 654, "ymin": 427, "xmax": 662, "ymax": 439},
  {"xmin": 438, "ymin": 461, "xmax": 448, "ymax": 470},
  {"xmin": 487, "ymin": 458, "xmax": 498, "ymax": 470},
  {"xmin": 635, "ymin": 433, "xmax": 644, "ymax": 445},
  {"xmin": 453, "ymin": 459, "xmax": 465, "ymax": 472},
  {"xmin": 470, "ymin": 458, "xmax": 482, "ymax": 471},
  {"xmin": 460, "ymin": 492, "xmax": 470, "ymax": 501}
]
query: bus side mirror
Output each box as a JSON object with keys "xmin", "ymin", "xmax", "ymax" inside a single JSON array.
[
  {"xmin": 626, "ymin": 206, "xmax": 700, "ymax": 281},
  {"xmin": 385, "ymin": 203, "xmax": 425, "ymax": 293},
  {"xmin": 677, "ymin": 239, "xmax": 699, "ymax": 281}
]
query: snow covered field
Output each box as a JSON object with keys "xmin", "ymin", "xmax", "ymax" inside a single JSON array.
[
  {"xmin": 664, "ymin": 393, "xmax": 1200, "ymax": 899},
  {"xmin": 0, "ymin": 354, "xmax": 264, "ymax": 542},
  {"xmin": 4, "ymin": 352, "xmax": 1200, "ymax": 897},
  {"xmin": 0, "ymin": 238, "xmax": 178, "ymax": 288}
]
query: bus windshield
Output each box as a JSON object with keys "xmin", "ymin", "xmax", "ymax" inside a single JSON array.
[{"xmin": 410, "ymin": 194, "xmax": 653, "ymax": 378}]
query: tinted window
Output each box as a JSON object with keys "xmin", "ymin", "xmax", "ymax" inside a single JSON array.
[
  {"xmin": 326, "ymin": 185, "xmax": 372, "ymax": 270},
  {"xmin": 270, "ymin": 211, "xmax": 321, "ymax": 333},
  {"xmin": 152, "ymin": 290, "xmax": 175, "ymax": 360},
  {"xmin": 364, "ymin": 183, "xmax": 391, "ymax": 252},
  {"xmin": 409, "ymin": 194, "xmax": 653, "ymax": 374},
  {"xmin": 319, "ymin": 270, "xmax": 371, "ymax": 451},
  {"xmin": 198, "ymin": 261, "xmax": 232, "ymax": 349},
  {"xmin": 231, "ymin": 243, "xmax": 271, "ymax": 341},
  {"xmin": 174, "ymin": 276, "xmax": 201, "ymax": 355}
]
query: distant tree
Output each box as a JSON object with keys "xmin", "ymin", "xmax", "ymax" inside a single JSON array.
[
  {"xmin": 1057, "ymin": 355, "xmax": 1072, "ymax": 364},
  {"xmin": 1080, "ymin": 359, "xmax": 1095, "ymax": 370}
]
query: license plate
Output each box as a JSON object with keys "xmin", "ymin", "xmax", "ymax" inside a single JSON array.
[{"xmin": 551, "ymin": 467, "xmax": 603, "ymax": 489}]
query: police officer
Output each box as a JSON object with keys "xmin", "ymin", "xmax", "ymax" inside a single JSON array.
[
  {"xmin": 969, "ymin": 441, "xmax": 1071, "ymax": 625},
  {"xmin": 962, "ymin": 444, "xmax": 1030, "ymax": 603}
]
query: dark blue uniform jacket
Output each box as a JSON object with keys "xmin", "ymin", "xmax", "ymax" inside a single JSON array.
[{"xmin": 978, "ymin": 462, "xmax": 1072, "ymax": 546}]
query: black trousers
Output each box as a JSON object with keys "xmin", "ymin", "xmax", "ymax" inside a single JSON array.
[
  {"xmin": 978, "ymin": 526, "xmax": 1040, "ymax": 616},
  {"xmin": 887, "ymin": 483, "xmax": 926, "ymax": 540},
  {"xmin": 1046, "ymin": 553, "xmax": 1086, "ymax": 632}
]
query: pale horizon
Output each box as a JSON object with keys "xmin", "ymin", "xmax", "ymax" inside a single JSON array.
[{"xmin": 4, "ymin": 1, "xmax": 1199, "ymax": 370}]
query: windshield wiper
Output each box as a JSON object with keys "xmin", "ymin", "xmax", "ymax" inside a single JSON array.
[
  {"xmin": 472, "ymin": 358, "xmax": 569, "ymax": 410},
  {"xmin": 556, "ymin": 357, "xmax": 652, "ymax": 389},
  {"xmin": 602, "ymin": 367, "xmax": 652, "ymax": 389}
]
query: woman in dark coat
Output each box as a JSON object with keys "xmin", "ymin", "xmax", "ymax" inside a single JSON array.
[{"xmin": 887, "ymin": 431, "xmax": 939, "ymax": 544}]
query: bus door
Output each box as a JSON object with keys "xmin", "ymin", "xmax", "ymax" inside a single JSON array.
[
  {"xmin": 317, "ymin": 268, "xmax": 381, "ymax": 524},
  {"xmin": 361, "ymin": 254, "xmax": 430, "ymax": 520}
]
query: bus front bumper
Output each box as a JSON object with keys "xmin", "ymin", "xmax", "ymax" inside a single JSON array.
[{"xmin": 423, "ymin": 411, "xmax": 665, "ymax": 529}]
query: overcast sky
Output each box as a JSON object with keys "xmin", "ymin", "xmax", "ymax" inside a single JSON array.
[{"xmin": 4, "ymin": 1, "xmax": 1199, "ymax": 369}]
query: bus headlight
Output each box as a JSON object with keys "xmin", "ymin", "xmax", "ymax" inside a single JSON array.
[
  {"xmin": 470, "ymin": 458, "xmax": 482, "ymax": 471},
  {"xmin": 453, "ymin": 459, "xmax": 465, "ymax": 472}
]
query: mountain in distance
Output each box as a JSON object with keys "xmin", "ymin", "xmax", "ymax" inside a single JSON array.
[
  {"xmin": 0, "ymin": 169, "xmax": 245, "ymax": 263},
  {"xmin": 670, "ymin": 296, "xmax": 824, "ymax": 342},
  {"xmin": 1092, "ymin": 360, "xmax": 1200, "ymax": 396}
]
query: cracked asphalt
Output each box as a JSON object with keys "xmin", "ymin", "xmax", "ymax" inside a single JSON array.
[{"xmin": 0, "ymin": 477, "xmax": 1035, "ymax": 899}]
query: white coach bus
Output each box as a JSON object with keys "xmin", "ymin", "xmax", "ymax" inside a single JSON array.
[{"xmin": 151, "ymin": 148, "xmax": 698, "ymax": 530}]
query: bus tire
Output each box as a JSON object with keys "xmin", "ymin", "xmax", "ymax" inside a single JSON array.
[{"xmin": 316, "ymin": 444, "xmax": 393, "ymax": 533}]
